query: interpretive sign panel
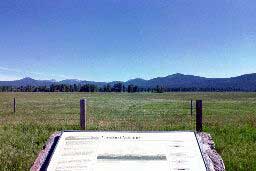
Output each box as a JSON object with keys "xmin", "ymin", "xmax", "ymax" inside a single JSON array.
[{"xmin": 47, "ymin": 131, "xmax": 206, "ymax": 171}]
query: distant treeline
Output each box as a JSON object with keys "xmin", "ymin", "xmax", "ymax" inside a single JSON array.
[{"xmin": 0, "ymin": 82, "xmax": 245, "ymax": 92}]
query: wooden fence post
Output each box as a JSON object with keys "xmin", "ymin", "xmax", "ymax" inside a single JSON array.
[
  {"xmin": 190, "ymin": 100, "xmax": 193, "ymax": 115},
  {"xmin": 13, "ymin": 98, "xmax": 16, "ymax": 113},
  {"xmin": 80, "ymin": 99, "xmax": 86, "ymax": 130},
  {"xmin": 196, "ymin": 100, "xmax": 202, "ymax": 132}
]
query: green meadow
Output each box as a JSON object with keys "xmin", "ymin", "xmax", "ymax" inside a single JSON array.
[{"xmin": 0, "ymin": 92, "xmax": 255, "ymax": 170}]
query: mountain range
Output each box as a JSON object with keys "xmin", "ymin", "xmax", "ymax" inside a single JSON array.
[{"xmin": 1, "ymin": 73, "xmax": 256, "ymax": 91}]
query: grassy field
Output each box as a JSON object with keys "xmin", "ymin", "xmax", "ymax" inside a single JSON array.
[{"xmin": 0, "ymin": 92, "xmax": 255, "ymax": 171}]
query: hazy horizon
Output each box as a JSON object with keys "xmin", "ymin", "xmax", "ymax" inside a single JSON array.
[{"xmin": 1, "ymin": 72, "xmax": 256, "ymax": 82}]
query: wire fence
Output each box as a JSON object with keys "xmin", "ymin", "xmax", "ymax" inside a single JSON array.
[{"xmin": 1, "ymin": 94, "xmax": 255, "ymax": 131}]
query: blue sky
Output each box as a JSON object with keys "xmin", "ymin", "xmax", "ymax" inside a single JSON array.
[{"xmin": 0, "ymin": 0, "xmax": 256, "ymax": 81}]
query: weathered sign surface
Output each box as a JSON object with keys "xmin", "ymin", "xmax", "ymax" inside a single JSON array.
[{"xmin": 46, "ymin": 131, "xmax": 206, "ymax": 171}]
